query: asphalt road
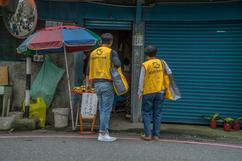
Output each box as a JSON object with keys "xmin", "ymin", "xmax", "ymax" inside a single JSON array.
[{"xmin": 0, "ymin": 136, "xmax": 241, "ymax": 161}]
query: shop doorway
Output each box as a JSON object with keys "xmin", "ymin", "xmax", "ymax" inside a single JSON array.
[{"xmin": 91, "ymin": 29, "xmax": 133, "ymax": 121}]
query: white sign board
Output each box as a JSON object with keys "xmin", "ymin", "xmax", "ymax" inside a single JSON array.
[
  {"xmin": 133, "ymin": 35, "xmax": 143, "ymax": 46},
  {"xmin": 81, "ymin": 93, "xmax": 98, "ymax": 118}
]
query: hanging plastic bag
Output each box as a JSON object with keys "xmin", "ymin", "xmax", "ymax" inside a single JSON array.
[
  {"xmin": 110, "ymin": 67, "xmax": 129, "ymax": 96},
  {"xmin": 162, "ymin": 60, "xmax": 181, "ymax": 101},
  {"xmin": 30, "ymin": 55, "xmax": 65, "ymax": 107}
]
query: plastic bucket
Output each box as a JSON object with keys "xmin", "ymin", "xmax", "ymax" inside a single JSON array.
[{"xmin": 52, "ymin": 108, "xmax": 69, "ymax": 128}]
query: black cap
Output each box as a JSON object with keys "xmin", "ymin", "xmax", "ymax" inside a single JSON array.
[
  {"xmin": 144, "ymin": 45, "xmax": 157, "ymax": 56},
  {"xmin": 101, "ymin": 33, "xmax": 113, "ymax": 44}
]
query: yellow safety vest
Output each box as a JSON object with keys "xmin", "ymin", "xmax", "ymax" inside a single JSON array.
[
  {"xmin": 89, "ymin": 46, "xmax": 112, "ymax": 81},
  {"xmin": 143, "ymin": 58, "xmax": 165, "ymax": 95}
]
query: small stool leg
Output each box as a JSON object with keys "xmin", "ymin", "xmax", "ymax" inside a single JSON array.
[
  {"xmin": 79, "ymin": 115, "xmax": 83, "ymax": 134},
  {"xmin": 75, "ymin": 102, "xmax": 80, "ymax": 127},
  {"xmin": 91, "ymin": 115, "xmax": 96, "ymax": 132}
]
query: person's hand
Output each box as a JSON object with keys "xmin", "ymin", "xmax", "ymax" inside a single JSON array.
[
  {"xmin": 137, "ymin": 95, "xmax": 142, "ymax": 101},
  {"xmin": 84, "ymin": 76, "xmax": 91, "ymax": 91},
  {"xmin": 85, "ymin": 76, "xmax": 89, "ymax": 84},
  {"xmin": 86, "ymin": 84, "xmax": 92, "ymax": 91}
]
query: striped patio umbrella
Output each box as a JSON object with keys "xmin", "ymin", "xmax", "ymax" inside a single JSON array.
[
  {"xmin": 17, "ymin": 25, "xmax": 100, "ymax": 54},
  {"xmin": 17, "ymin": 25, "xmax": 101, "ymax": 130}
]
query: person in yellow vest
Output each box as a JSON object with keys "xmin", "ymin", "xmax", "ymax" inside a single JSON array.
[
  {"xmin": 138, "ymin": 45, "xmax": 171, "ymax": 141},
  {"xmin": 87, "ymin": 33, "xmax": 121, "ymax": 142}
]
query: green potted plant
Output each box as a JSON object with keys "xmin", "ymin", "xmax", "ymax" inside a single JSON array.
[
  {"xmin": 233, "ymin": 117, "xmax": 241, "ymax": 131},
  {"xmin": 223, "ymin": 118, "xmax": 234, "ymax": 131},
  {"xmin": 203, "ymin": 113, "xmax": 221, "ymax": 129}
]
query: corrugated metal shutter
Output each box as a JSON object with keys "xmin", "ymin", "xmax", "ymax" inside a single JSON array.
[
  {"xmin": 85, "ymin": 20, "xmax": 132, "ymax": 30},
  {"xmin": 145, "ymin": 21, "xmax": 242, "ymax": 125}
]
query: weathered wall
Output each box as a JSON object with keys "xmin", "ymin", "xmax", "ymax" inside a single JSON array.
[
  {"xmin": 0, "ymin": 60, "xmax": 41, "ymax": 109},
  {"xmin": 0, "ymin": 54, "xmax": 75, "ymax": 124}
]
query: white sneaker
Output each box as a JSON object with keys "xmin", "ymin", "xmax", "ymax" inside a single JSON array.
[
  {"xmin": 98, "ymin": 134, "xmax": 105, "ymax": 141},
  {"xmin": 98, "ymin": 133, "xmax": 117, "ymax": 142}
]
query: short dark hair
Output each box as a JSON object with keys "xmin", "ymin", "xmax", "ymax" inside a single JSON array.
[
  {"xmin": 144, "ymin": 45, "xmax": 157, "ymax": 57},
  {"xmin": 101, "ymin": 33, "xmax": 113, "ymax": 44}
]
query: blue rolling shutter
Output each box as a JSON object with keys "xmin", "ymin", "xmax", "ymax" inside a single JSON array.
[
  {"xmin": 85, "ymin": 20, "xmax": 132, "ymax": 30},
  {"xmin": 145, "ymin": 21, "xmax": 242, "ymax": 125}
]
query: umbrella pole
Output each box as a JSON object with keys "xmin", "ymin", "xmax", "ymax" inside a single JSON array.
[
  {"xmin": 23, "ymin": 56, "xmax": 32, "ymax": 118},
  {"xmin": 64, "ymin": 45, "xmax": 75, "ymax": 130}
]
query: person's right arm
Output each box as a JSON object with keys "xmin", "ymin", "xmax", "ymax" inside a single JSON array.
[
  {"xmin": 85, "ymin": 55, "xmax": 93, "ymax": 88},
  {"xmin": 111, "ymin": 50, "xmax": 121, "ymax": 68},
  {"xmin": 138, "ymin": 66, "xmax": 145, "ymax": 100}
]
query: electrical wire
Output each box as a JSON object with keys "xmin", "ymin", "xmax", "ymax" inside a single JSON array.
[{"xmin": 154, "ymin": 0, "xmax": 241, "ymax": 5}]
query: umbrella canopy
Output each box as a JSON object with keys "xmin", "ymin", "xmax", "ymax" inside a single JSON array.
[{"xmin": 17, "ymin": 25, "xmax": 101, "ymax": 54}]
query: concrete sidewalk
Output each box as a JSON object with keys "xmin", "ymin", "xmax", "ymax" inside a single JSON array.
[
  {"xmin": 109, "ymin": 113, "xmax": 242, "ymax": 144},
  {"xmin": 0, "ymin": 112, "xmax": 242, "ymax": 144}
]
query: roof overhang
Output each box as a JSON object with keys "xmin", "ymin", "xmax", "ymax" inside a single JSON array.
[{"xmin": 41, "ymin": 0, "xmax": 241, "ymax": 5}]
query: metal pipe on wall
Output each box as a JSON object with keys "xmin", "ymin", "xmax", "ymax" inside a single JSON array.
[{"xmin": 24, "ymin": 56, "xmax": 31, "ymax": 118}]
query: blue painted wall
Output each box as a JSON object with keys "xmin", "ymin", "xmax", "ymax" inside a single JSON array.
[
  {"xmin": 143, "ymin": 1, "xmax": 242, "ymax": 21},
  {"xmin": 37, "ymin": 1, "xmax": 135, "ymax": 24},
  {"xmin": 36, "ymin": 1, "xmax": 242, "ymax": 22}
]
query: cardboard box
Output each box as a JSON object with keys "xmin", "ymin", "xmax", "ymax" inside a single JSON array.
[
  {"xmin": 0, "ymin": 66, "xmax": 9, "ymax": 85},
  {"xmin": 0, "ymin": 0, "xmax": 10, "ymax": 6}
]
